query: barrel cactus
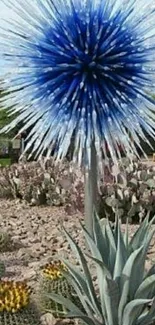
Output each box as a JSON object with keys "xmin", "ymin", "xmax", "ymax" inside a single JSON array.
[
  {"xmin": 38, "ymin": 260, "xmax": 81, "ymax": 318},
  {"xmin": 0, "ymin": 263, "xmax": 5, "ymax": 279},
  {"xmin": 0, "ymin": 233, "xmax": 12, "ymax": 252},
  {"xmin": 0, "ymin": 280, "xmax": 41, "ymax": 325},
  {"xmin": 49, "ymin": 213, "xmax": 155, "ymax": 325}
]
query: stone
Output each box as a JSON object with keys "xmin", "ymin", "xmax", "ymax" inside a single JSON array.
[
  {"xmin": 46, "ymin": 235, "xmax": 53, "ymax": 242},
  {"xmin": 22, "ymin": 268, "xmax": 37, "ymax": 281},
  {"xmin": 17, "ymin": 248, "xmax": 31, "ymax": 260},
  {"xmin": 40, "ymin": 313, "xmax": 56, "ymax": 325},
  {"xmin": 11, "ymin": 235, "xmax": 21, "ymax": 242},
  {"xmin": 29, "ymin": 237, "xmax": 41, "ymax": 244}
]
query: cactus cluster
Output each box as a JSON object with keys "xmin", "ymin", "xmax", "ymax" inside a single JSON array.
[
  {"xmin": 99, "ymin": 158, "xmax": 155, "ymax": 222},
  {"xmin": 0, "ymin": 159, "xmax": 83, "ymax": 211},
  {"xmin": 38, "ymin": 261, "xmax": 81, "ymax": 318},
  {"xmin": 0, "ymin": 280, "xmax": 41, "ymax": 325},
  {"xmin": 0, "ymin": 157, "xmax": 155, "ymax": 222}
]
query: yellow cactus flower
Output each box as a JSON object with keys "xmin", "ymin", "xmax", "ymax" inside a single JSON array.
[{"xmin": 41, "ymin": 261, "xmax": 67, "ymax": 280}]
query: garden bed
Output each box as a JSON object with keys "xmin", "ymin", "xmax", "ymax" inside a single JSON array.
[{"xmin": 0, "ymin": 199, "xmax": 155, "ymax": 324}]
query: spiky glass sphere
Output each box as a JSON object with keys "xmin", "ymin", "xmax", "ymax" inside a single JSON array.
[{"xmin": 0, "ymin": 0, "xmax": 155, "ymax": 166}]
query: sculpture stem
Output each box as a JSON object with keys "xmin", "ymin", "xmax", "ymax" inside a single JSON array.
[{"xmin": 84, "ymin": 144, "xmax": 98, "ymax": 238}]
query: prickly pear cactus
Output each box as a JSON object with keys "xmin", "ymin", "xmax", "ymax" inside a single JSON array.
[
  {"xmin": 0, "ymin": 263, "xmax": 5, "ymax": 279},
  {"xmin": 0, "ymin": 280, "xmax": 41, "ymax": 325},
  {"xmin": 38, "ymin": 261, "xmax": 81, "ymax": 318}
]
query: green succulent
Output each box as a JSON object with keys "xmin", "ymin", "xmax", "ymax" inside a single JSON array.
[
  {"xmin": 0, "ymin": 306, "xmax": 41, "ymax": 325},
  {"xmin": 38, "ymin": 261, "xmax": 82, "ymax": 318},
  {"xmin": 49, "ymin": 213, "xmax": 155, "ymax": 325},
  {"xmin": 0, "ymin": 233, "xmax": 13, "ymax": 252},
  {"xmin": 0, "ymin": 280, "xmax": 41, "ymax": 325},
  {"xmin": 0, "ymin": 262, "xmax": 5, "ymax": 279}
]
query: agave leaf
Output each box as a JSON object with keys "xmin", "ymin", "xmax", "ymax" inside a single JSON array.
[
  {"xmin": 113, "ymin": 219, "xmax": 127, "ymax": 280},
  {"xmin": 142, "ymin": 227, "xmax": 155, "ymax": 256},
  {"xmin": 85, "ymin": 254, "xmax": 111, "ymax": 317},
  {"xmin": 62, "ymin": 259, "xmax": 101, "ymax": 317},
  {"xmin": 118, "ymin": 246, "xmax": 144, "ymax": 324},
  {"xmin": 129, "ymin": 213, "xmax": 150, "ymax": 252},
  {"xmin": 148, "ymin": 215, "xmax": 155, "ymax": 226},
  {"xmin": 47, "ymin": 292, "xmax": 86, "ymax": 315},
  {"xmin": 62, "ymin": 260, "xmax": 91, "ymax": 298},
  {"xmin": 128, "ymin": 247, "xmax": 146, "ymax": 300},
  {"xmin": 137, "ymin": 298, "xmax": 155, "ymax": 325},
  {"xmin": 103, "ymin": 277, "xmax": 119, "ymax": 325},
  {"xmin": 82, "ymin": 224, "xmax": 104, "ymax": 261},
  {"xmin": 87, "ymin": 255, "xmax": 112, "ymax": 279},
  {"xmin": 92, "ymin": 211, "xmax": 109, "ymax": 266},
  {"xmin": 104, "ymin": 221, "xmax": 117, "ymax": 273},
  {"xmin": 62, "ymin": 271, "xmax": 98, "ymax": 318},
  {"xmin": 135, "ymin": 274, "xmax": 155, "ymax": 299},
  {"xmin": 82, "ymin": 220, "xmax": 115, "ymax": 279},
  {"xmin": 105, "ymin": 219, "xmax": 116, "ymax": 250},
  {"xmin": 122, "ymin": 299, "xmax": 152, "ymax": 325},
  {"xmin": 124, "ymin": 218, "xmax": 129, "ymax": 252},
  {"xmin": 62, "ymin": 228, "xmax": 102, "ymax": 316},
  {"xmin": 87, "ymin": 253, "xmax": 112, "ymax": 317}
]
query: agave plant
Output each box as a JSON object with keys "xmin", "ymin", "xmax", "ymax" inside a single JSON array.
[{"xmin": 49, "ymin": 213, "xmax": 155, "ymax": 325}]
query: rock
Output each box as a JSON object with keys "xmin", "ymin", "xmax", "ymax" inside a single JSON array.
[
  {"xmin": 22, "ymin": 268, "xmax": 36, "ymax": 281},
  {"xmin": 32, "ymin": 226, "xmax": 39, "ymax": 235},
  {"xmin": 28, "ymin": 260, "xmax": 45, "ymax": 270},
  {"xmin": 40, "ymin": 313, "xmax": 56, "ymax": 325},
  {"xmin": 52, "ymin": 238, "xmax": 59, "ymax": 244},
  {"xmin": 29, "ymin": 245, "xmax": 46, "ymax": 258},
  {"xmin": 11, "ymin": 235, "xmax": 21, "ymax": 242},
  {"xmin": 16, "ymin": 220, "xmax": 23, "ymax": 227},
  {"xmin": 14, "ymin": 229, "xmax": 22, "ymax": 236},
  {"xmin": 8, "ymin": 220, "xmax": 17, "ymax": 228},
  {"xmin": 29, "ymin": 237, "xmax": 41, "ymax": 244},
  {"xmin": 46, "ymin": 235, "xmax": 53, "ymax": 242},
  {"xmin": 17, "ymin": 248, "xmax": 31, "ymax": 260}
]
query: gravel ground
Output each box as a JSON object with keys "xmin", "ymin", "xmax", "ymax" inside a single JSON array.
[{"xmin": 0, "ymin": 199, "xmax": 155, "ymax": 324}]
